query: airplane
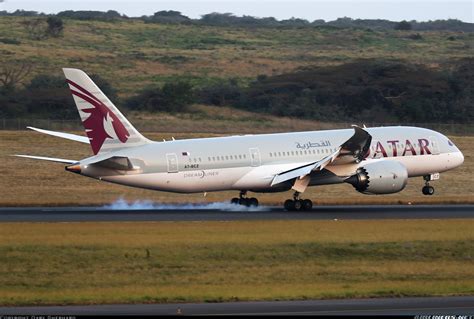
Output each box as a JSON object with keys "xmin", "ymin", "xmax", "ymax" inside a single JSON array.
[{"xmin": 15, "ymin": 68, "xmax": 465, "ymax": 210}]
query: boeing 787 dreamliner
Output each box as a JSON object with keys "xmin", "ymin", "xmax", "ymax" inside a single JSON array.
[{"xmin": 16, "ymin": 69, "xmax": 464, "ymax": 210}]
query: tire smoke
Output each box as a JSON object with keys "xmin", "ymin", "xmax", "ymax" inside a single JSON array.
[{"xmin": 104, "ymin": 198, "xmax": 268, "ymax": 211}]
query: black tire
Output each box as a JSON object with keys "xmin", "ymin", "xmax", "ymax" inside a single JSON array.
[
  {"xmin": 293, "ymin": 200, "xmax": 303, "ymax": 211},
  {"xmin": 427, "ymin": 186, "xmax": 435, "ymax": 195},
  {"xmin": 422, "ymin": 186, "xmax": 432, "ymax": 195},
  {"xmin": 248, "ymin": 198, "xmax": 259, "ymax": 207},
  {"xmin": 231, "ymin": 198, "xmax": 239, "ymax": 204},
  {"xmin": 302, "ymin": 199, "xmax": 313, "ymax": 211},
  {"xmin": 284, "ymin": 199, "xmax": 295, "ymax": 211},
  {"xmin": 239, "ymin": 198, "xmax": 249, "ymax": 206}
]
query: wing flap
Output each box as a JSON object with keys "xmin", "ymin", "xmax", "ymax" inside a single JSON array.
[{"xmin": 27, "ymin": 126, "xmax": 90, "ymax": 144}]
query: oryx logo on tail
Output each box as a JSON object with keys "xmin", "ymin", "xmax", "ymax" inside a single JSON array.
[{"xmin": 66, "ymin": 79, "xmax": 129, "ymax": 154}]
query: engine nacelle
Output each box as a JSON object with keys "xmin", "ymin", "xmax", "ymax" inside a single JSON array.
[{"xmin": 345, "ymin": 161, "xmax": 408, "ymax": 195}]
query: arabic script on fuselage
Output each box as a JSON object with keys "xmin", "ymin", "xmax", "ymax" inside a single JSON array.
[{"xmin": 295, "ymin": 140, "xmax": 332, "ymax": 149}]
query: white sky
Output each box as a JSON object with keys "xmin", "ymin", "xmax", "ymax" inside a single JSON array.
[{"xmin": 0, "ymin": 0, "xmax": 472, "ymax": 22}]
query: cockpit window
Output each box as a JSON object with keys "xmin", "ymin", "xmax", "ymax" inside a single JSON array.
[{"xmin": 448, "ymin": 140, "xmax": 454, "ymax": 146}]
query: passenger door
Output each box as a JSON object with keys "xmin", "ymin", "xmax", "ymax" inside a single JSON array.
[
  {"xmin": 166, "ymin": 153, "xmax": 178, "ymax": 173},
  {"xmin": 249, "ymin": 148, "xmax": 261, "ymax": 167},
  {"xmin": 429, "ymin": 136, "xmax": 440, "ymax": 155}
]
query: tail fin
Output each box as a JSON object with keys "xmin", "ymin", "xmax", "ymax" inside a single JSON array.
[{"xmin": 63, "ymin": 68, "xmax": 150, "ymax": 155}]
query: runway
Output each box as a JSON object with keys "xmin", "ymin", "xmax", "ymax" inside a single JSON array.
[
  {"xmin": 0, "ymin": 204, "xmax": 472, "ymax": 222},
  {"xmin": 1, "ymin": 296, "xmax": 474, "ymax": 315}
]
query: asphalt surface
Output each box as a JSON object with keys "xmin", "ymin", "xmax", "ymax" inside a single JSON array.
[
  {"xmin": 1, "ymin": 296, "xmax": 474, "ymax": 315},
  {"xmin": 0, "ymin": 204, "xmax": 472, "ymax": 222},
  {"xmin": 1, "ymin": 206, "xmax": 473, "ymax": 315}
]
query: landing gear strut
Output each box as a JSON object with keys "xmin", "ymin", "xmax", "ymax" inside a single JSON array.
[
  {"xmin": 231, "ymin": 191, "xmax": 259, "ymax": 207},
  {"xmin": 284, "ymin": 192, "xmax": 313, "ymax": 211},
  {"xmin": 422, "ymin": 175, "xmax": 435, "ymax": 196}
]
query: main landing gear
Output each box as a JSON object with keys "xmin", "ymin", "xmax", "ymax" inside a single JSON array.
[
  {"xmin": 284, "ymin": 192, "xmax": 313, "ymax": 211},
  {"xmin": 422, "ymin": 175, "xmax": 435, "ymax": 196},
  {"xmin": 231, "ymin": 191, "xmax": 259, "ymax": 207}
]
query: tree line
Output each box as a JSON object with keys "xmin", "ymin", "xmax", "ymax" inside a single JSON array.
[
  {"xmin": 0, "ymin": 59, "xmax": 472, "ymax": 124},
  {"xmin": 1, "ymin": 10, "xmax": 472, "ymax": 32}
]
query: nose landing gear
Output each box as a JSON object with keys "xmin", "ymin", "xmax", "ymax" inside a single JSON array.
[
  {"xmin": 231, "ymin": 190, "xmax": 259, "ymax": 207},
  {"xmin": 284, "ymin": 192, "xmax": 313, "ymax": 211},
  {"xmin": 422, "ymin": 175, "xmax": 436, "ymax": 196}
]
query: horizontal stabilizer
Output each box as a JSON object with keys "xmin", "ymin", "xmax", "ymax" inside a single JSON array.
[
  {"xmin": 14, "ymin": 154, "xmax": 78, "ymax": 164},
  {"xmin": 27, "ymin": 126, "xmax": 90, "ymax": 144}
]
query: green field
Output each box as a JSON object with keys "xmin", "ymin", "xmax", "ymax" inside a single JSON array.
[
  {"xmin": 0, "ymin": 16, "xmax": 472, "ymax": 96},
  {"xmin": 0, "ymin": 219, "xmax": 473, "ymax": 306}
]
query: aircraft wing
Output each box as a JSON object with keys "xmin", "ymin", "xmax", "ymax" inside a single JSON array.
[
  {"xmin": 271, "ymin": 125, "xmax": 371, "ymax": 187},
  {"xmin": 271, "ymin": 151, "xmax": 338, "ymax": 186},
  {"xmin": 331, "ymin": 125, "xmax": 372, "ymax": 165},
  {"xmin": 27, "ymin": 126, "xmax": 90, "ymax": 144}
]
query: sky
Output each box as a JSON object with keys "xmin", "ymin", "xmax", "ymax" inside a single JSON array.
[{"xmin": 0, "ymin": 0, "xmax": 472, "ymax": 23}]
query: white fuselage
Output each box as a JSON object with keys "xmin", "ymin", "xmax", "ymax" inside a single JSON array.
[{"xmin": 77, "ymin": 126, "xmax": 464, "ymax": 193}]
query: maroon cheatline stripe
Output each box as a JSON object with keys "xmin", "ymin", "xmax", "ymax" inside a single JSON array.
[{"xmin": 66, "ymin": 79, "xmax": 103, "ymax": 105}]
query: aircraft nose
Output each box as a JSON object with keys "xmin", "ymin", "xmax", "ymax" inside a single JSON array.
[
  {"xmin": 456, "ymin": 150, "xmax": 464, "ymax": 166},
  {"xmin": 450, "ymin": 150, "xmax": 464, "ymax": 168}
]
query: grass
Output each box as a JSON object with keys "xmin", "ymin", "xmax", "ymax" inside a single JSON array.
[
  {"xmin": 0, "ymin": 17, "xmax": 472, "ymax": 96},
  {"xmin": 0, "ymin": 219, "xmax": 473, "ymax": 305},
  {"xmin": 0, "ymin": 128, "xmax": 472, "ymax": 206}
]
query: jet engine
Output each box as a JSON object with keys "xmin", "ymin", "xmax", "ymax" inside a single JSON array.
[{"xmin": 345, "ymin": 161, "xmax": 408, "ymax": 195}]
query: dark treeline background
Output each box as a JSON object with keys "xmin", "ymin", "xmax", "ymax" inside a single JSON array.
[
  {"xmin": 0, "ymin": 10, "xmax": 472, "ymax": 124},
  {"xmin": 1, "ymin": 59, "xmax": 472, "ymax": 123},
  {"xmin": 0, "ymin": 9, "xmax": 472, "ymax": 32}
]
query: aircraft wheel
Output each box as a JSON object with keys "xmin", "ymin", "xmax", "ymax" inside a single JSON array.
[
  {"xmin": 428, "ymin": 186, "xmax": 435, "ymax": 195},
  {"xmin": 293, "ymin": 199, "xmax": 303, "ymax": 211},
  {"xmin": 302, "ymin": 199, "xmax": 313, "ymax": 211},
  {"xmin": 231, "ymin": 198, "xmax": 239, "ymax": 204},
  {"xmin": 422, "ymin": 186, "xmax": 435, "ymax": 195},
  {"xmin": 239, "ymin": 198, "xmax": 249, "ymax": 206},
  {"xmin": 284, "ymin": 199, "xmax": 295, "ymax": 211},
  {"xmin": 248, "ymin": 197, "xmax": 259, "ymax": 207}
]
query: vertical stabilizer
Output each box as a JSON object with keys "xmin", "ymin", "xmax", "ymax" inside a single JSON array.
[{"xmin": 63, "ymin": 68, "xmax": 150, "ymax": 155}]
